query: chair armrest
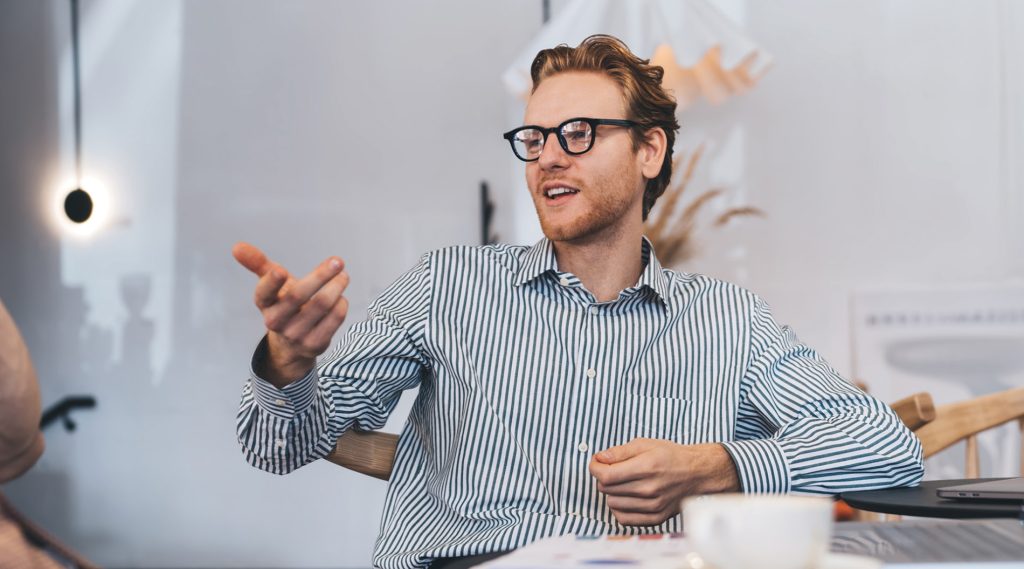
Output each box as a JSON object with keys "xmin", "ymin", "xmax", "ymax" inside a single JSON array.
[{"xmin": 325, "ymin": 429, "xmax": 399, "ymax": 481}]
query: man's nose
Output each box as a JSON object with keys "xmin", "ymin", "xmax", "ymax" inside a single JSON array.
[{"xmin": 537, "ymin": 132, "xmax": 570, "ymax": 170}]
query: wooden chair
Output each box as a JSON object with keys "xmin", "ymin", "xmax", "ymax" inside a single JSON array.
[
  {"xmin": 325, "ymin": 429, "xmax": 400, "ymax": 481},
  {"xmin": 913, "ymin": 385, "xmax": 1024, "ymax": 476}
]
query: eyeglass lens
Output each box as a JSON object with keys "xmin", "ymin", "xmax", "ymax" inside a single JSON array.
[{"xmin": 513, "ymin": 120, "xmax": 594, "ymax": 160}]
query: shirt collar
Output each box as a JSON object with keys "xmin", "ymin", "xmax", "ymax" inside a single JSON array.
[
  {"xmin": 637, "ymin": 236, "xmax": 672, "ymax": 307},
  {"xmin": 514, "ymin": 237, "xmax": 557, "ymax": 287},
  {"xmin": 514, "ymin": 236, "xmax": 673, "ymax": 307}
]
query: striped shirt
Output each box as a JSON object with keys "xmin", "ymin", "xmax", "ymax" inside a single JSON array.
[{"xmin": 237, "ymin": 238, "xmax": 923, "ymax": 569}]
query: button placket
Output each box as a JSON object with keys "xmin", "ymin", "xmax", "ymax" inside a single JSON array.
[{"xmin": 561, "ymin": 289, "xmax": 600, "ymax": 518}]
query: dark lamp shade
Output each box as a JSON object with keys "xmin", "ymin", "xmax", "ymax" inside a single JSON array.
[{"xmin": 64, "ymin": 188, "xmax": 93, "ymax": 223}]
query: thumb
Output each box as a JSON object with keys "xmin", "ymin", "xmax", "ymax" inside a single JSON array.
[
  {"xmin": 232, "ymin": 242, "xmax": 272, "ymax": 277},
  {"xmin": 595, "ymin": 439, "xmax": 648, "ymax": 464}
]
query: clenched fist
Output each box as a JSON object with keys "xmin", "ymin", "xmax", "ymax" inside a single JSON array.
[{"xmin": 589, "ymin": 438, "xmax": 741, "ymax": 526}]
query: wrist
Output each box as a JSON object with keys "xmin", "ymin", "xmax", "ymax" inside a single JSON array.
[
  {"xmin": 701, "ymin": 443, "xmax": 742, "ymax": 493},
  {"xmin": 257, "ymin": 334, "xmax": 315, "ymax": 387}
]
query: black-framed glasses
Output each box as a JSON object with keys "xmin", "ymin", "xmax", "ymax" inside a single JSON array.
[{"xmin": 502, "ymin": 117, "xmax": 638, "ymax": 162}]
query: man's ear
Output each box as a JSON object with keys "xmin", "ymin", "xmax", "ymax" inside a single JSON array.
[{"xmin": 638, "ymin": 127, "xmax": 668, "ymax": 180}]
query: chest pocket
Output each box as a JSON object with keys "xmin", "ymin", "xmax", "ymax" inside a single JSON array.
[{"xmin": 621, "ymin": 393, "xmax": 729, "ymax": 445}]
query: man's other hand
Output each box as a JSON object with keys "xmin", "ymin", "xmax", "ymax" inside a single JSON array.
[
  {"xmin": 589, "ymin": 439, "xmax": 741, "ymax": 527},
  {"xmin": 232, "ymin": 242, "xmax": 349, "ymax": 387}
]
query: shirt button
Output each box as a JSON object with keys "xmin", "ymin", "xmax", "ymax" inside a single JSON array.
[
  {"xmin": 559, "ymin": 277, "xmax": 570, "ymax": 286},
  {"xmin": 578, "ymin": 442, "xmax": 589, "ymax": 452},
  {"xmin": 274, "ymin": 398, "xmax": 287, "ymax": 406},
  {"xmin": 586, "ymin": 368, "xmax": 596, "ymax": 378},
  {"xmin": 275, "ymin": 439, "xmax": 286, "ymax": 448},
  {"xmin": 589, "ymin": 306, "xmax": 599, "ymax": 315}
]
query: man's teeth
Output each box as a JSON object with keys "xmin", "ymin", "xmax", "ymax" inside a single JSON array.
[{"xmin": 546, "ymin": 187, "xmax": 579, "ymax": 198}]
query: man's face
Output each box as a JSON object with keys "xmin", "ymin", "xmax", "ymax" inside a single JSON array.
[{"xmin": 523, "ymin": 71, "xmax": 647, "ymax": 245}]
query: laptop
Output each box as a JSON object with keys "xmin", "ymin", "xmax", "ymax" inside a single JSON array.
[{"xmin": 936, "ymin": 478, "xmax": 1024, "ymax": 501}]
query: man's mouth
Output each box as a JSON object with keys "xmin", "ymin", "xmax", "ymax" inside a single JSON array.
[{"xmin": 543, "ymin": 186, "xmax": 580, "ymax": 201}]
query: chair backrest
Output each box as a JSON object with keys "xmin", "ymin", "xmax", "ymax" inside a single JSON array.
[
  {"xmin": 325, "ymin": 429, "xmax": 399, "ymax": 481},
  {"xmin": 913, "ymin": 386, "xmax": 1024, "ymax": 478},
  {"xmin": 890, "ymin": 391, "xmax": 936, "ymax": 431}
]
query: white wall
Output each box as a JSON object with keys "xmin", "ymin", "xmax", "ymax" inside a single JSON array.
[
  {"xmin": 1, "ymin": 0, "xmax": 1022, "ymax": 567},
  {"xmin": 1, "ymin": 1, "xmax": 544, "ymax": 567},
  {"xmin": 657, "ymin": 0, "xmax": 1024, "ymax": 377}
]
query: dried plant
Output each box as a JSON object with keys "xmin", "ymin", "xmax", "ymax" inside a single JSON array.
[{"xmin": 645, "ymin": 144, "xmax": 765, "ymax": 267}]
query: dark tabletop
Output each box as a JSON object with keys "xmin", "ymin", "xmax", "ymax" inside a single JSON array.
[{"xmin": 841, "ymin": 478, "xmax": 1024, "ymax": 519}]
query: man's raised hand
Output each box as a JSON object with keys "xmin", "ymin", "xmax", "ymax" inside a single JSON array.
[{"xmin": 232, "ymin": 242, "xmax": 350, "ymax": 386}]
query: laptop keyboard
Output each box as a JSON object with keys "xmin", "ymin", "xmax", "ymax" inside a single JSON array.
[{"xmin": 831, "ymin": 519, "xmax": 1024, "ymax": 563}]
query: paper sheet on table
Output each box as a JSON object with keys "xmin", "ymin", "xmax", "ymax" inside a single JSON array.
[{"xmin": 479, "ymin": 533, "xmax": 693, "ymax": 569}]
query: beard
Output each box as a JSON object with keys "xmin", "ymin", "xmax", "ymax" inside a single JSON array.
[{"xmin": 532, "ymin": 171, "xmax": 644, "ymax": 244}]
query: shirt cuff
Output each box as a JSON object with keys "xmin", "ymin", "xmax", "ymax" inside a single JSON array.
[
  {"xmin": 720, "ymin": 439, "xmax": 791, "ymax": 494},
  {"xmin": 248, "ymin": 335, "xmax": 318, "ymax": 419}
]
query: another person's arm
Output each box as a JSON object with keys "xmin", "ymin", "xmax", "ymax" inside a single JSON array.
[
  {"xmin": 0, "ymin": 298, "xmax": 45, "ymax": 483},
  {"xmin": 232, "ymin": 244, "xmax": 432, "ymax": 474}
]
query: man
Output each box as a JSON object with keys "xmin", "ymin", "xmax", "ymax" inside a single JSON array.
[{"xmin": 234, "ymin": 35, "xmax": 923, "ymax": 569}]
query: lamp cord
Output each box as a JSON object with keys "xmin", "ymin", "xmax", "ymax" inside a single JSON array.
[{"xmin": 71, "ymin": 0, "xmax": 82, "ymax": 184}]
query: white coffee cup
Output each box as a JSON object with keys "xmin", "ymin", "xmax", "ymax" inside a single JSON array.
[{"xmin": 682, "ymin": 494, "xmax": 833, "ymax": 569}]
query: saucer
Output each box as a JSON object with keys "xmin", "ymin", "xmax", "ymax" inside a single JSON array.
[
  {"xmin": 820, "ymin": 553, "xmax": 883, "ymax": 569},
  {"xmin": 675, "ymin": 552, "xmax": 882, "ymax": 569}
]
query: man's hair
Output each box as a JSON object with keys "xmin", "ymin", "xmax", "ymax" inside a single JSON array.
[{"xmin": 530, "ymin": 34, "xmax": 680, "ymax": 221}]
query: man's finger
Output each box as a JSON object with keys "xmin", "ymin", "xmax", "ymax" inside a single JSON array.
[
  {"xmin": 598, "ymin": 477, "xmax": 660, "ymax": 498},
  {"xmin": 590, "ymin": 459, "xmax": 642, "ymax": 487},
  {"xmin": 595, "ymin": 438, "xmax": 649, "ymax": 464},
  {"xmin": 605, "ymin": 495, "xmax": 665, "ymax": 514},
  {"xmin": 232, "ymin": 242, "xmax": 273, "ymax": 276},
  {"xmin": 278, "ymin": 271, "xmax": 348, "ymax": 340},
  {"xmin": 300, "ymin": 295, "xmax": 349, "ymax": 355},
  {"xmin": 610, "ymin": 510, "xmax": 671, "ymax": 528},
  {"xmin": 279, "ymin": 257, "xmax": 345, "ymax": 308},
  {"xmin": 254, "ymin": 266, "xmax": 291, "ymax": 311}
]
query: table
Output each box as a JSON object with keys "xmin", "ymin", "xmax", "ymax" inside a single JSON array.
[{"xmin": 841, "ymin": 478, "xmax": 1024, "ymax": 519}]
